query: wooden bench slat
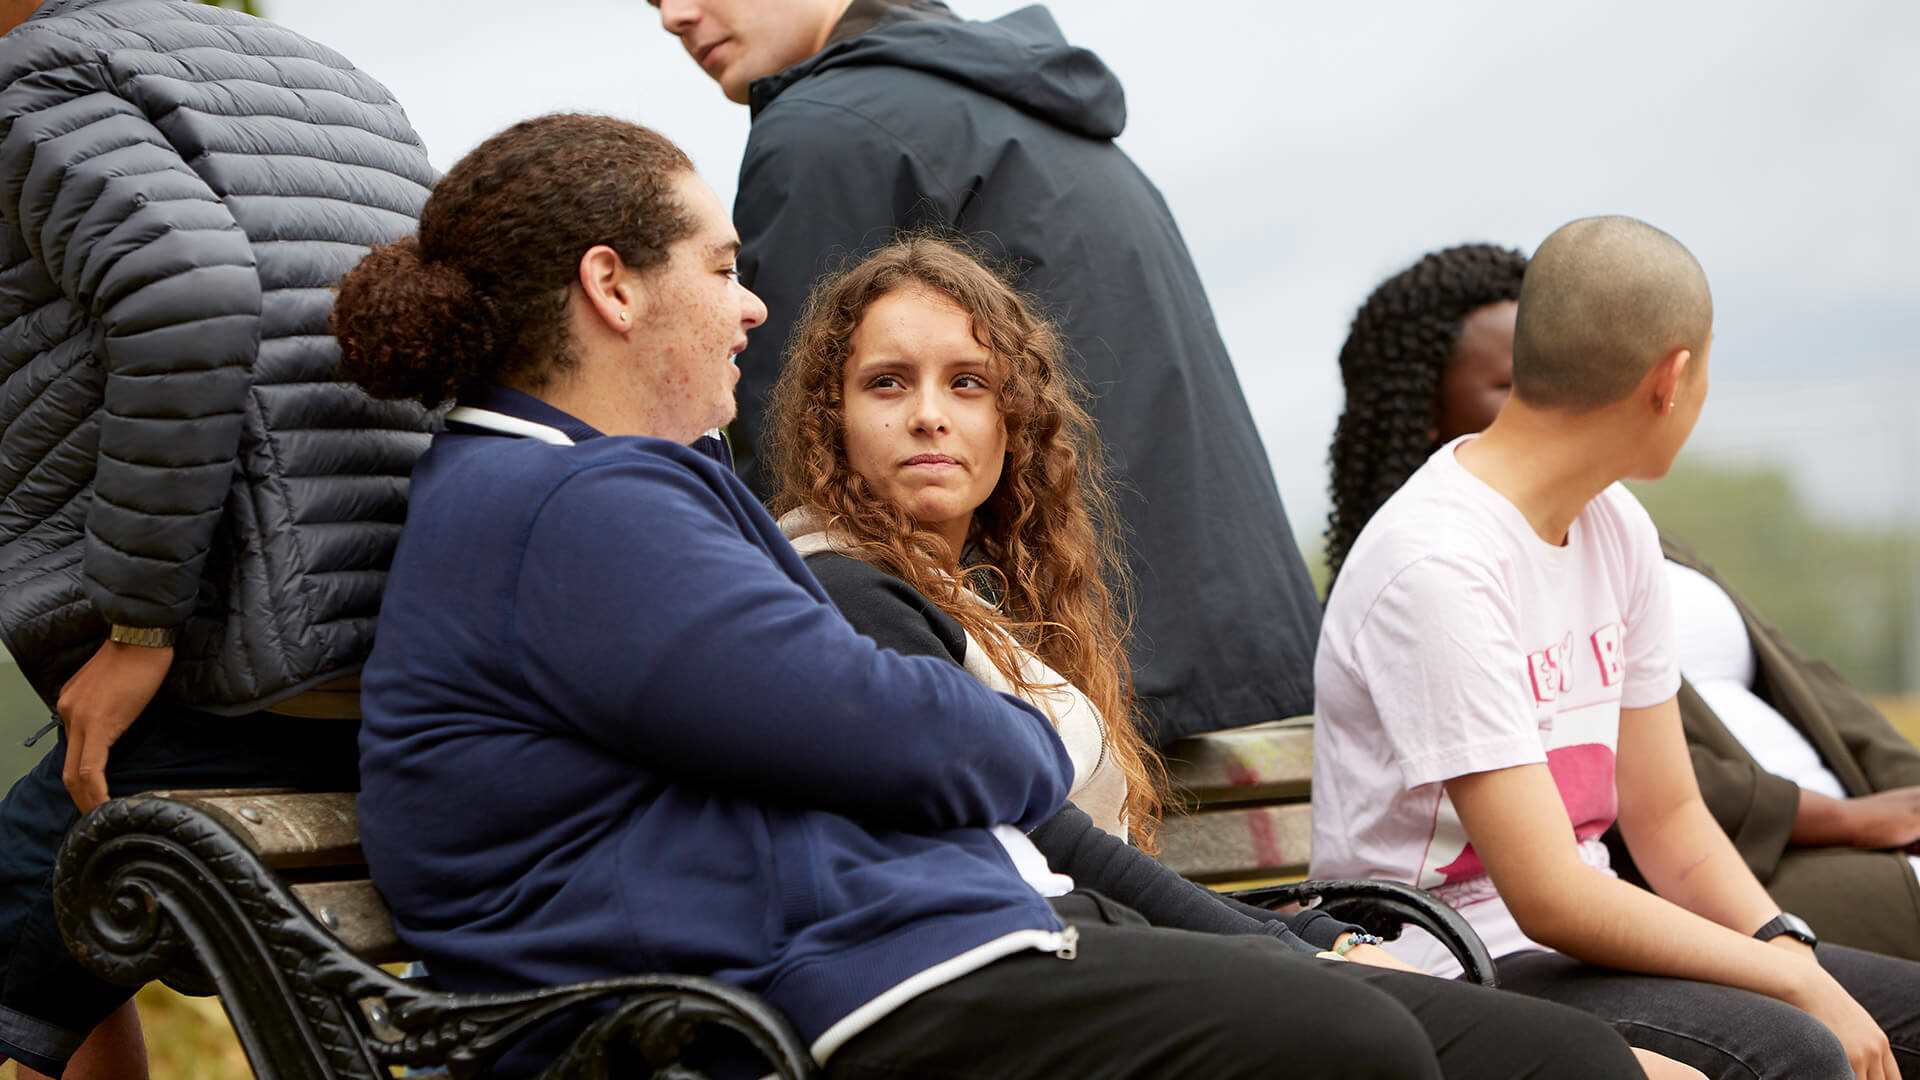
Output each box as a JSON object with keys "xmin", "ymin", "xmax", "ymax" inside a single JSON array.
[
  {"xmin": 1163, "ymin": 718, "xmax": 1314, "ymax": 806},
  {"xmin": 145, "ymin": 790, "xmax": 362, "ymax": 870},
  {"xmin": 289, "ymin": 880, "xmax": 406, "ymax": 965},
  {"xmin": 1156, "ymin": 803, "xmax": 1313, "ymax": 883}
]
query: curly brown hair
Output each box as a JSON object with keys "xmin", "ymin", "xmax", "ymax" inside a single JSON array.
[
  {"xmin": 332, "ymin": 113, "xmax": 694, "ymax": 404},
  {"xmin": 765, "ymin": 237, "xmax": 1168, "ymax": 849}
]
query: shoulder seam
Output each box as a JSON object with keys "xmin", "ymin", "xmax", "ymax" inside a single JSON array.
[{"xmin": 753, "ymin": 95, "xmax": 960, "ymax": 211}]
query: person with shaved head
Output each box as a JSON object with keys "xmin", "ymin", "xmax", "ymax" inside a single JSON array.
[{"xmin": 1312, "ymin": 216, "xmax": 1920, "ymax": 1079}]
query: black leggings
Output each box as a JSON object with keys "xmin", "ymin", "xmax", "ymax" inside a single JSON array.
[{"xmin": 827, "ymin": 892, "xmax": 1641, "ymax": 1080}]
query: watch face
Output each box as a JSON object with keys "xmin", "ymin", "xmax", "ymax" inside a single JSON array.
[{"xmin": 1782, "ymin": 914, "xmax": 1817, "ymax": 941}]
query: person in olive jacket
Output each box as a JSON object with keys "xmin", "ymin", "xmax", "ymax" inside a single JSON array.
[
  {"xmin": 647, "ymin": 0, "xmax": 1323, "ymax": 745},
  {"xmin": 0, "ymin": 1, "xmax": 434, "ymax": 1075}
]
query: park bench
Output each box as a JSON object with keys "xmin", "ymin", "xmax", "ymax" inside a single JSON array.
[{"xmin": 51, "ymin": 717, "xmax": 1492, "ymax": 1079}]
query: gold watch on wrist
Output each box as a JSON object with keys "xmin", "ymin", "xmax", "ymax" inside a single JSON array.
[{"xmin": 109, "ymin": 623, "xmax": 178, "ymax": 648}]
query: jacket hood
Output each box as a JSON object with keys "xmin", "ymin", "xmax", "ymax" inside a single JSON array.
[{"xmin": 751, "ymin": 3, "xmax": 1126, "ymax": 140}]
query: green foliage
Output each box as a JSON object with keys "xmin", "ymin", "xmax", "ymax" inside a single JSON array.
[
  {"xmin": 1, "ymin": 661, "xmax": 48, "ymax": 790},
  {"xmin": 197, "ymin": 0, "xmax": 260, "ymax": 15}
]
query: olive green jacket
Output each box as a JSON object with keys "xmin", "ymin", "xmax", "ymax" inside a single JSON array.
[{"xmin": 1663, "ymin": 538, "xmax": 1920, "ymax": 958}]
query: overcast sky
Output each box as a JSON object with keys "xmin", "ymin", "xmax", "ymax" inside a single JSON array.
[{"xmin": 274, "ymin": 0, "xmax": 1920, "ymax": 537}]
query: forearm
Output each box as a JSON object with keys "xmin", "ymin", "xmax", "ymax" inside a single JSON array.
[
  {"xmin": 1518, "ymin": 862, "xmax": 1809, "ymax": 1006},
  {"xmin": 1791, "ymin": 789, "xmax": 1856, "ymax": 846},
  {"xmin": 1625, "ymin": 795, "xmax": 1779, "ymax": 934},
  {"xmin": 1029, "ymin": 805, "xmax": 1322, "ymax": 952}
]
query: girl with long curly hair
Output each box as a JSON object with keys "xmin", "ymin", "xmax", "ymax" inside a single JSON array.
[
  {"xmin": 1325, "ymin": 244, "xmax": 1529, "ymax": 583},
  {"xmin": 766, "ymin": 235, "xmax": 1158, "ymax": 846}
]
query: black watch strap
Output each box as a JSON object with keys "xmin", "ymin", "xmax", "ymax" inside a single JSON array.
[{"xmin": 1753, "ymin": 912, "xmax": 1819, "ymax": 948}]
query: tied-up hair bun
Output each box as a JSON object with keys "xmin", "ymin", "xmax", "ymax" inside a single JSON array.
[{"xmin": 333, "ymin": 236, "xmax": 498, "ymax": 404}]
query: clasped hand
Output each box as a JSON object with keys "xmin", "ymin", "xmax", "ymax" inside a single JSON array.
[{"xmin": 56, "ymin": 639, "xmax": 174, "ymax": 813}]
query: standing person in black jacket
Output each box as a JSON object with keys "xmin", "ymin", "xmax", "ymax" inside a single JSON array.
[
  {"xmin": 0, "ymin": 1, "xmax": 435, "ymax": 1075},
  {"xmin": 648, "ymin": 0, "xmax": 1323, "ymax": 745}
]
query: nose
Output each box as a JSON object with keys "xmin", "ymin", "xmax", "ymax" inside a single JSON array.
[
  {"xmin": 738, "ymin": 281, "xmax": 768, "ymax": 331},
  {"xmin": 656, "ymin": 0, "xmax": 698, "ymax": 35},
  {"xmin": 908, "ymin": 387, "xmax": 950, "ymax": 437}
]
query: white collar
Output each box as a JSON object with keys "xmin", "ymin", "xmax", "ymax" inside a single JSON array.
[{"xmin": 444, "ymin": 406, "xmax": 575, "ymax": 446}]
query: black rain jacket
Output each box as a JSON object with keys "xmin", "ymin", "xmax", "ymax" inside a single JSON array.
[
  {"xmin": 734, "ymin": 2, "xmax": 1320, "ymax": 741},
  {"xmin": 0, "ymin": 0, "xmax": 435, "ymax": 713}
]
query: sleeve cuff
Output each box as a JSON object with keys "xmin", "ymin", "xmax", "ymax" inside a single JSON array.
[
  {"xmin": 1398, "ymin": 735, "xmax": 1547, "ymax": 790},
  {"xmin": 1281, "ymin": 906, "xmax": 1367, "ymax": 950}
]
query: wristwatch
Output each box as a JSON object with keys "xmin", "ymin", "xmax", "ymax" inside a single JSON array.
[
  {"xmin": 1333, "ymin": 931, "xmax": 1386, "ymax": 957},
  {"xmin": 109, "ymin": 623, "xmax": 177, "ymax": 648},
  {"xmin": 1753, "ymin": 912, "xmax": 1819, "ymax": 949}
]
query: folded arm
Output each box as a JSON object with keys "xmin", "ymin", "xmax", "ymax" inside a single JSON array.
[{"xmin": 513, "ymin": 460, "xmax": 1072, "ymax": 833}]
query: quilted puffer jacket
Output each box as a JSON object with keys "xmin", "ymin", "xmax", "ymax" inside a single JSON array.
[{"xmin": 0, "ymin": 0, "xmax": 436, "ymax": 713}]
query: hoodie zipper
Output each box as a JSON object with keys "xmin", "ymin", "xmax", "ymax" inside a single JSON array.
[{"xmin": 1051, "ymin": 924, "xmax": 1079, "ymax": 960}]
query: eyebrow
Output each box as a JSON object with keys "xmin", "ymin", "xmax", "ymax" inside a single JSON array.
[{"xmin": 708, "ymin": 239, "xmax": 741, "ymax": 260}]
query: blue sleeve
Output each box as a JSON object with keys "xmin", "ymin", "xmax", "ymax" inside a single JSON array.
[{"xmin": 511, "ymin": 457, "xmax": 1073, "ymax": 832}]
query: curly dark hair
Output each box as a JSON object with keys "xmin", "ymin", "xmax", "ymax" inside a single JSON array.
[
  {"xmin": 1325, "ymin": 244, "xmax": 1529, "ymax": 581},
  {"xmin": 332, "ymin": 113, "xmax": 694, "ymax": 404}
]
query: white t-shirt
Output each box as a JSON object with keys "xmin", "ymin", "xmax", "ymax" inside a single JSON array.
[
  {"xmin": 1311, "ymin": 438, "xmax": 1681, "ymax": 977},
  {"xmin": 1666, "ymin": 561, "xmax": 1920, "ymax": 884}
]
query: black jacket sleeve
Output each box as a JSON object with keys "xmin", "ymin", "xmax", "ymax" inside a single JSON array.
[
  {"xmin": 805, "ymin": 553, "xmax": 1355, "ymax": 953},
  {"xmin": 0, "ymin": 26, "xmax": 262, "ymax": 630}
]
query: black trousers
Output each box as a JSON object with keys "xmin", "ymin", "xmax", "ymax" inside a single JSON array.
[
  {"xmin": 827, "ymin": 892, "xmax": 1642, "ymax": 1080},
  {"xmin": 1499, "ymin": 946, "xmax": 1920, "ymax": 1080}
]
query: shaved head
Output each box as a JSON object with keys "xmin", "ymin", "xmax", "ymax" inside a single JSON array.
[{"xmin": 1512, "ymin": 215, "xmax": 1712, "ymax": 411}]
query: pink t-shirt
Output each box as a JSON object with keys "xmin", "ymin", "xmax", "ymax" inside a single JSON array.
[{"xmin": 1310, "ymin": 438, "xmax": 1681, "ymax": 977}]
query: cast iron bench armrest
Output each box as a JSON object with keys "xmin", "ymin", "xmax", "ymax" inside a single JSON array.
[
  {"xmin": 1225, "ymin": 878, "xmax": 1499, "ymax": 987},
  {"xmin": 52, "ymin": 794, "xmax": 815, "ymax": 1079}
]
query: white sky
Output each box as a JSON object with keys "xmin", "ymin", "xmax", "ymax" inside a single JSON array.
[{"xmin": 272, "ymin": 0, "xmax": 1920, "ymax": 536}]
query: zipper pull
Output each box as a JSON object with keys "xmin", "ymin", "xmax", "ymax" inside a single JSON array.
[
  {"xmin": 1053, "ymin": 925, "xmax": 1079, "ymax": 961},
  {"xmin": 24, "ymin": 713, "xmax": 59, "ymax": 748}
]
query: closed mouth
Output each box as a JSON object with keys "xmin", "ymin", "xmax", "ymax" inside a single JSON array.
[
  {"xmin": 903, "ymin": 454, "xmax": 960, "ymax": 468},
  {"xmin": 695, "ymin": 38, "xmax": 730, "ymax": 70}
]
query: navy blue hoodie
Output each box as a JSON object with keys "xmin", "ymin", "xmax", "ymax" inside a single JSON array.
[{"xmin": 357, "ymin": 388, "xmax": 1074, "ymax": 1070}]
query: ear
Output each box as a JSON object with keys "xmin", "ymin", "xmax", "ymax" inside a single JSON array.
[
  {"xmin": 576, "ymin": 245, "xmax": 643, "ymax": 336},
  {"xmin": 1647, "ymin": 347, "xmax": 1692, "ymax": 416}
]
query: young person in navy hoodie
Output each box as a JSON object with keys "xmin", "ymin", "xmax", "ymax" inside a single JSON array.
[{"xmin": 331, "ymin": 113, "xmax": 1643, "ymax": 1079}]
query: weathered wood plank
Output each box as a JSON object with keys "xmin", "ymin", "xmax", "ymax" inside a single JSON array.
[
  {"xmin": 1162, "ymin": 717, "xmax": 1314, "ymax": 806},
  {"xmin": 1156, "ymin": 803, "xmax": 1313, "ymax": 884},
  {"xmin": 290, "ymin": 880, "xmax": 405, "ymax": 964},
  {"xmin": 146, "ymin": 790, "xmax": 362, "ymax": 870}
]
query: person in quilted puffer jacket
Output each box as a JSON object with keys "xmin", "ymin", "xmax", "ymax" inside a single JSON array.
[{"xmin": 0, "ymin": 1, "xmax": 435, "ymax": 1075}]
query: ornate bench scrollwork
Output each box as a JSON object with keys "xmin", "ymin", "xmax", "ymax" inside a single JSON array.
[{"xmin": 54, "ymin": 792, "xmax": 814, "ymax": 1080}]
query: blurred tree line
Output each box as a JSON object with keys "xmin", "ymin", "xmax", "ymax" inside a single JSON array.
[{"xmin": 1629, "ymin": 460, "xmax": 1918, "ymax": 696}]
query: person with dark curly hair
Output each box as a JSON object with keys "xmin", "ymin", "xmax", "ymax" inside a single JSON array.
[
  {"xmin": 1312, "ymin": 216, "xmax": 1920, "ymax": 1078},
  {"xmin": 1325, "ymin": 244, "xmax": 1529, "ymax": 582},
  {"xmin": 1328, "ymin": 244, "xmax": 1920, "ymax": 964}
]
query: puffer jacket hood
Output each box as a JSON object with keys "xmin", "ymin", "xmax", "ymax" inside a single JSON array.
[
  {"xmin": 0, "ymin": 0, "xmax": 435, "ymax": 712},
  {"xmin": 751, "ymin": 2, "xmax": 1125, "ymax": 140}
]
